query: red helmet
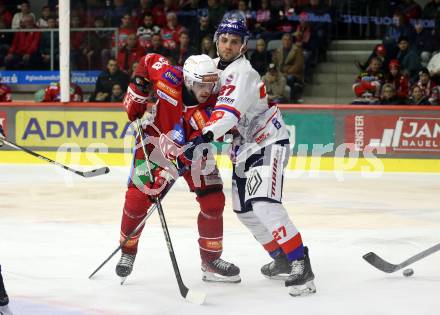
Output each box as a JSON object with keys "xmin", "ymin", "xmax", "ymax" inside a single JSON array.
[
  {"xmin": 375, "ymin": 44, "xmax": 386, "ymax": 56},
  {"xmin": 389, "ymin": 59, "xmax": 401, "ymax": 69}
]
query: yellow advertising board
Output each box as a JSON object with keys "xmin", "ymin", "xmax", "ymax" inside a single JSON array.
[{"xmin": 15, "ymin": 111, "xmax": 135, "ymax": 149}]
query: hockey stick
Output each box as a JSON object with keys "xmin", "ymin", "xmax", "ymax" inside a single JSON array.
[
  {"xmin": 88, "ymin": 165, "xmax": 188, "ymax": 280},
  {"xmin": 363, "ymin": 242, "xmax": 440, "ymax": 273},
  {"xmin": 1, "ymin": 139, "xmax": 109, "ymax": 178},
  {"xmin": 136, "ymin": 120, "xmax": 206, "ymax": 305}
]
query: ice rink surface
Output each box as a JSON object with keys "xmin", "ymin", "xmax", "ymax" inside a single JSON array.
[{"xmin": 1, "ymin": 164, "xmax": 440, "ymax": 315}]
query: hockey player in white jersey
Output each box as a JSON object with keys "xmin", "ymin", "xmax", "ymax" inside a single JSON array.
[{"xmin": 181, "ymin": 18, "xmax": 316, "ymax": 296}]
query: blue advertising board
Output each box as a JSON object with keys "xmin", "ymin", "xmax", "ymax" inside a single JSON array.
[{"xmin": 0, "ymin": 71, "xmax": 100, "ymax": 85}]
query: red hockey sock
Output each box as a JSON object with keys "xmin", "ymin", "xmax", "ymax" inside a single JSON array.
[
  {"xmin": 120, "ymin": 187, "xmax": 152, "ymax": 255},
  {"xmin": 196, "ymin": 192, "xmax": 225, "ymax": 262}
]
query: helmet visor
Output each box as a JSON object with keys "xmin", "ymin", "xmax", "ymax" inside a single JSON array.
[{"xmin": 193, "ymin": 81, "xmax": 216, "ymax": 94}]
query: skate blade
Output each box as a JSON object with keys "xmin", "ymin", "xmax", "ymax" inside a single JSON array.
[
  {"xmin": 120, "ymin": 277, "xmax": 127, "ymax": 285},
  {"xmin": 202, "ymin": 271, "xmax": 241, "ymax": 283},
  {"xmin": 263, "ymin": 273, "xmax": 290, "ymax": 281},
  {"xmin": 288, "ymin": 280, "xmax": 316, "ymax": 297}
]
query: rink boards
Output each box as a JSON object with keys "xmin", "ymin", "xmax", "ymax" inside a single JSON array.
[{"xmin": 1, "ymin": 102, "xmax": 440, "ymax": 173}]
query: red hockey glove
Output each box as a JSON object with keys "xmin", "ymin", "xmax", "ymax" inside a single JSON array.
[
  {"xmin": 186, "ymin": 108, "xmax": 212, "ymax": 131},
  {"xmin": 123, "ymin": 76, "xmax": 151, "ymax": 121},
  {"xmin": 147, "ymin": 167, "xmax": 174, "ymax": 199}
]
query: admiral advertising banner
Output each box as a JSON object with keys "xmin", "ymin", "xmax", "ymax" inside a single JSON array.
[
  {"xmin": 15, "ymin": 111, "xmax": 135, "ymax": 149},
  {"xmin": 346, "ymin": 115, "xmax": 440, "ymax": 154}
]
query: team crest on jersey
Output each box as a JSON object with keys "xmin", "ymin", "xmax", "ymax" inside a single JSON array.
[
  {"xmin": 205, "ymin": 111, "xmax": 224, "ymax": 126},
  {"xmin": 225, "ymin": 74, "xmax": 234, "ymax": 84},
  {"xmin": 162, "ymin": 70, "xmax": 181, "ymax": 86},
  {"xmin": 157, "ymin": 89, "xmax": 178, "ymax": 106}
]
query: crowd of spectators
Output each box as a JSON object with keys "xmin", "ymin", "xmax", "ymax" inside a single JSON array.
[
  {"xmin": 2, "ymin": 0, "xmax": 440, "ymax": 105},
  {"xmin": 0, "ymin": 0, "xmax": 333, "ymax": 103},
  {"xmin": 351, "ymin": 0, "xmax": 440, "ymax": 106}
]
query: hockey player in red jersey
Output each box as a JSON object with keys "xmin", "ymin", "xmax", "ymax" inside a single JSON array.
[{"xmin": 116, "ymin": 53, "xmax": 240, "ymax": 283}]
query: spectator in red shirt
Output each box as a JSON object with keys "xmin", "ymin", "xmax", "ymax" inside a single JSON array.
[
  {"xmin": 385, "ymin": 59, "xmax": 410, "ymax": 100},
  {"xmin": 0, "ymin": 79, "xmax": 11, "ymax": 102},
  {"xmin": 160, "ymin": 12, "xmax": 186, "ymax": 50},
  {"xmin": 115, "ymin": 13, "xmax": 136, "ymax": 49},
  {"xmin": 117, "ymin": 33, "xmax": 144, "ymax": 73},
  {"xmin": 41, "ymin": 82, "xmax": 83, "ymax": 102},
  {"xmin": 5, "ymin": 15, "xmax": 41, "ymax": 69},
  {"xmin": 353, "ymin": 57, "xmax": 385, "ymax": 98}
]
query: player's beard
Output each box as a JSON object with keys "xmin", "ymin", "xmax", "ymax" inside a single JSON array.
[{"xmin": 219, "ymin": 49, "xmax": 236, "ymax": 63}]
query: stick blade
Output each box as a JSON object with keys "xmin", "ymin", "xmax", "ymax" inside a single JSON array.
[
  {"xmin": 185, "ymin": 290, "xmax": 206, "ymax": 305},
  {"xmin": 81, "ymin": 167, "xmax": 110, "ymax": 178},
  {"xmin": 363, "ymin": 252, "xmax": 398, "ymax": 273}
]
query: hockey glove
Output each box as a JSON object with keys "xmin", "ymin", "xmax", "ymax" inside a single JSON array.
[
  {"xmin": 123, "ymin": 77, "xmax": 151, "ymax": 121},
  {"xmin": 147, "ymin": 167, "xmax": 175, "ymax": 199},
  {"xmin": 182, "ymin": 131, "xmax": 214, "ymax": 162}
]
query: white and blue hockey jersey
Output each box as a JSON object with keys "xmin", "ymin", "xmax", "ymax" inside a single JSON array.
[{"xmin": 203, "ymin": 56, "xmax": 289, "ymax": 163}]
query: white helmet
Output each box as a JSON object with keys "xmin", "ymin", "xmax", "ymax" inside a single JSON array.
[{"xmin": 183, "ymin": 54, "xmax": 219, "ymax": 93}]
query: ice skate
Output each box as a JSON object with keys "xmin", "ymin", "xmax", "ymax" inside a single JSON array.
[
  {"xmin": 285, "ymin": 247, "xmax": 316, "ymax": 296},
  {"xmin": 0, "ymin": 304, "xmax": 13, "ymax": 315},
  {"xmin": 261, "ymin": 251, "xmax": 292, "ymax": 280},
  {"xmin": 202, "ymin": 258, "xmax": 241, "ymax": 283},
  {"xmin": 115, "ymin": 253, "xmax": 136, "ymax": 285}
]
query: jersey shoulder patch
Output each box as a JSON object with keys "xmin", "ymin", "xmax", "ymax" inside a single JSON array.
[{"xmin": 161, "ymin": 66, "xmax": 183, "ymax": 86}]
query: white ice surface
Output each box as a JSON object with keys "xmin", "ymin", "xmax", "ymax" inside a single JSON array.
[{"xmin": 1, "ymin": 165, "xmax": 440, "ymax": 315}]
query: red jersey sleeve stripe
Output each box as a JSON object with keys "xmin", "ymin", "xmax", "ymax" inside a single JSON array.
[{"xmin": 214, "ymin": 104, "xmax": 241, "ymax": 119}]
